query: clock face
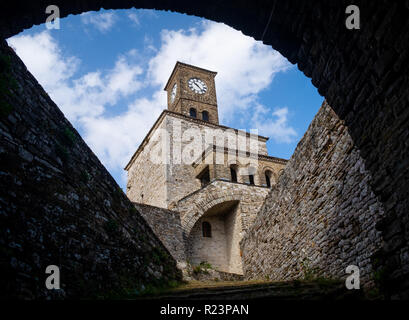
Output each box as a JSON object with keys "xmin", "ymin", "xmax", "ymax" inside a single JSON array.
[
  {"xmin": 188, "ymin": 78, "xmax": 207, "ymax": 94},
  {"xmin": 171, "ymin": 83, "xmax": 177, "ymax": 102}
]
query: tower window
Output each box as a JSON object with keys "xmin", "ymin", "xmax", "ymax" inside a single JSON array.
[
  {"xmin": 230, "ymin": 166, "xmax": 237, "ymax": 182},
  {"xmin": 265, "ymin": 170, "xmax": 274, "ymax": 188},
  {"xmin": 189, "ymin": 108, "xmax": 197, "ymax": 118},
  {"xmin": 249, "ymin": 175, "xmax": 255, "ymax": 185},
  {"xmin": 197, "ymin": 166, "xmax": 210, "ymax": 187},
  {"xmin": 265, "ymin": 174, "xmax": 271, "ymax": 188},
  {"xmin": 202, "ymin": 221, "xmax": 212, "ymax": 237},
  {"xmin": 202, "ymin": 110, "xmax": 209, "ymax": 121}
]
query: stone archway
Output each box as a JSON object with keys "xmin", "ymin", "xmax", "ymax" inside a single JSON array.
[
  {"xmin": 175, "ymin": 180, "xmax": 269, "ymax": 274},
  {"xmin": 176, "ymin": 180, "xmax": 269, "ymax": 237},
  {"xmin": 182, "ymin": 195, "xmax": 241, "ymax": 236},
  {"xmin": 186, "ymin": 200, "xmax": 243, "ymax": 274}
]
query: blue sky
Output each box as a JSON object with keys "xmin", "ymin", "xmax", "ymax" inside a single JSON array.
[{"xmin": 7, "ymin": 9, "xmax": 324, "ymax": 189}]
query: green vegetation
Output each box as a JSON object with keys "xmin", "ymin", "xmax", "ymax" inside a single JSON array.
[
  {"xmin": 192, "ymin": 261, "xmax": 213, "ymax": 274},
  {"xmin": 300, "ymin": 257, "xmax": 322, "ymax": 281}
]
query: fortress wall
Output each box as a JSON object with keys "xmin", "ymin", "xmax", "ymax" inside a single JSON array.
[
  {"xmin": 0, "ymin": 41, "xmax": 181, "ymax": 299},
  {"xmin": 241, "ymin": 101, "xmax": 384, "ymax": 286},
  {"xmin": 132, "ymin": 203, "xmax": 186, "ymax": 266}
]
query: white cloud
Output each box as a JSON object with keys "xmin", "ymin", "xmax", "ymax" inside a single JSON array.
[
  {"xmin": 9, "ymin": 31, "xmax": 144, "ymax": 124},
  {"xmin": 128, "ymin": 12, "xmax": 140, "ymax": 26},
  {"xmin": 8, "ymin": 18, "xmax": 297, "ymax": 188},
  {"xmin": 148, "ymin": 21, "xmax": 291, "ymax": 123},
  {"xmin": 7, "ymin": 31, "xmax": 79, "ymax": 89},
  {"xmin": 81, "ymin": 11, "xmax": 117, "ymax": 32},
  {"xmin": 251, "ymin": 105, "xmax": 297, "ymax": 143},
  {"xmin": 81, "ymin": 92, "xmax": 165, "ymax": 170}
]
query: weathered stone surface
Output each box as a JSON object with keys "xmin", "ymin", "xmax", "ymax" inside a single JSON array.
[
  {"xmin": 241, "ymin": 102, "xmax": 385, "ymax": 287},
  {"xmin": 132, "ymin": 203, "xmax": 186, "ymax": 267},
  {"xmin": 0, "ymin": 41, "xmax": 181, "ymax": 299}
]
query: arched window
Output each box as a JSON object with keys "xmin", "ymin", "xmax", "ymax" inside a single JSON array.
[
  {"xmin": 249, "ymin": 174, "xmax": 255, "ymax": 185},
  {"xmin": 265, "ymin": 170, "xmax": 273, "ymax": 188},
  {"xmin": 197, "ymin": 166, "xmax": 210, "ymax": 187},
  {"xmin": 189, "ymin": 107, "xmax": 197, "ymax": 118},
  {"xmin": 265, "ymin": 173, "xmax": 271, "ymax": 188},
  {"xmin": 202, "ymin": 110, "xmax": 209, "ymax": 121},
  {"xmin": 202, "ymin": 221, "xmax": 212, "ymax": 237},
  {"xmin": 230, "ymin": 166, "xmax": 237, "ymax": 182}
]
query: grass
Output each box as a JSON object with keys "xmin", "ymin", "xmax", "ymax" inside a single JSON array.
[{"xmin": 192, "ymin": 261, "xmax": 212, "ymax": 274}]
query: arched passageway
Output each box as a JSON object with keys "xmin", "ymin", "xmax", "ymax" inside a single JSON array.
[
  {"xmin": 1, "ymin": 1, "xmax": 409, "ymax": 298},
  {"xmin": 187, "ymin": 200, "xmax": 242, "ymax": 274}
]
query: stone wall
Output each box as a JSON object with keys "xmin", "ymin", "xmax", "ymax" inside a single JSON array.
[
  {"xmin": 241, "ymin": 101, "xmax": 384, "ymax": 286},
  {"xmin": 132, "ymin": 203, "xmax": 186, "ymax": 267},
  {"xmin": 224, "ymin": 203, "xmax": 243, "ymax": 274},
  {"xmin": 0, "ymin": 41, "xmax": 181, "ymax": 299},
  {"xmin": 126, "ymin": 119, "xmax": 168, "ymax": 208},
  {"xmin": 188, "ymin": 214, "xmax": 231, "ymax": 272}
]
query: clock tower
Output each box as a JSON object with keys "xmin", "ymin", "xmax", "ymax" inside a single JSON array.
[{"xmin": 164, "ymin": 61, "xmax": 219, "ymax": 125}]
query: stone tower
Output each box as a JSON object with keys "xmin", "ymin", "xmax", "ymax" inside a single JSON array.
[
  {"xmin": 164, "ymin": 62, "xmax": 219, "ymax": 125},
  {"xmin": 125, "ymin": 61, "xmax": 287, "ymax": 275}
]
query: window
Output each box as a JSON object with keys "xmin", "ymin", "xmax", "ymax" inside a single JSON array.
[
  {"xmin": 265, "ymin": 170, "xmax": 273, "ymax": 188},
  {"xmin": 249, "ymin": 175, "xmax": 255, "ymax": 185},
  {"xmin": 230, "ymin": 166, "xmax": 237, "ymax": 182},
  {"xmin": 189, "ymin": 107, "xmax": 197, "ymax": 118},
  {"xmin": 265, "ymin": 173, "xmax": 271, "ymax": 188},
  {"xmin": 202, "ymin": 221, "xmax": 212, "ymax": 237},
  {"xmin": 197, "ymin": 166, "xmax": 210, "ymax": 187},
  {"xmin": 202, "ymin": 110, "xmax": 209, "ymax": 121}
]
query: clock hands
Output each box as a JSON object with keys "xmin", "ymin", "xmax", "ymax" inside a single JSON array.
[
  {"xmin": 193, "ymin": 82, "xmax": 201, "ymax": 91},
  {"xmin": 188, "ymin": 78, "xmax": 207, "ymax": 94}
]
